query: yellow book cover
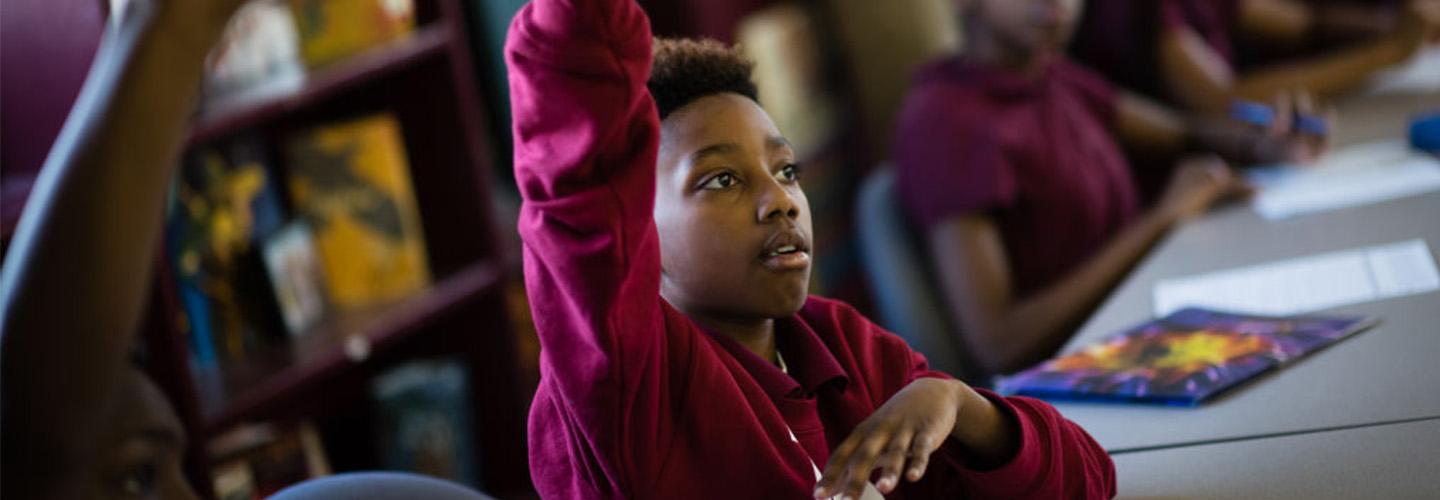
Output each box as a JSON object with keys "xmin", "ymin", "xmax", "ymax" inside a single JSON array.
[
  {"xmin": 285, "ymin": 113, "xmax": 431, "ymax": 310},
  {"xmin": 290, "ymin": 0, "xmax": 415, "ymax": 69}
]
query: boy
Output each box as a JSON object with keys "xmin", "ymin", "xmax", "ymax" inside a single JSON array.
[{"xmin": 506, "ymin": 0, "xmax": 1114, "ymax": 498}]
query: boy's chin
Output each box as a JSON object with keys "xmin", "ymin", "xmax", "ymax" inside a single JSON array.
[{"xmin": 761, "ymin": 288, "xmax": 810, "ymax": 318}]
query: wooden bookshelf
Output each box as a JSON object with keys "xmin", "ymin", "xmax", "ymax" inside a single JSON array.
[
  {"xmin": 139, "ymin": 0, "xmax": 533, "ymax": 497},
  {"xmin": 193, "ymin": 261, "xmax": 504, "ymax": 434},
  {"xmin": 187, "ymin": 24, "xmax": 451, "ymax": 146}
]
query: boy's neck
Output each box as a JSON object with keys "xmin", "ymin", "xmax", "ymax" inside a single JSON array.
[{"xmin": 694, "ymin": 315, "xmax": 778, "ymax": 365}]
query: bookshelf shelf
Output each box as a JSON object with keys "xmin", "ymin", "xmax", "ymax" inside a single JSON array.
[
  {"xmin": 195, "ymin": 261, "xmax": 504, "ymax": 434},
  {"xmin": 187, "ymin": 24, "xmax": 452, "ymax": 147}
]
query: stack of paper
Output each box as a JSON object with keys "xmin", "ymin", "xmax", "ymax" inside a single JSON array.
[
  {"xmin": 1153, "ymin": 239, "xmax": 1440, "ymax": 316},
  {"xmin": 1250, "ymin": 140, "xmax": 1440, "ymax": 220}
]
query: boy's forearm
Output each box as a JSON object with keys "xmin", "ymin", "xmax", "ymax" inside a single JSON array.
[{"xmin": 1, "ymin": 1, "xmax": 224, "ymax": 448}]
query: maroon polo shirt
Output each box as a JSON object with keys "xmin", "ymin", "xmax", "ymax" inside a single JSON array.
[
  {"xmin": 702, "ymin": 313, "xmax": 850, "ymax": 469},
  {"xmin": 894, "ymin": 56, "xmax": 1140, "ymax": 299},
  {"xmin": 508, "ymin": 0, "xmax": 1118, "ymax": 497}
]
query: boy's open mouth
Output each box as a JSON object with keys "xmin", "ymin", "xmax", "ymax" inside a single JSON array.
[{"xmin": 759, "ymin": 230, "xmax": 811, "ymax": 272}]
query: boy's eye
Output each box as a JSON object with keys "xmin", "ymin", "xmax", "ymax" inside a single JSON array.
[
  {"xmin": 701, "ymin": 172, "xmax": 737, "ymax": 190},
  {"xmin": 116, "ymin": 462, "xmax": 158, "ymax": 496},
  {"xmin": 777, "ymin": 163, "xmax": 800, "ymax": 182}
]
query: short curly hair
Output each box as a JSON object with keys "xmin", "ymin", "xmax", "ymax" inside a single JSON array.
[{"xmin": 648, "ymin": 37, "xmax": 759, "ymax": 120}]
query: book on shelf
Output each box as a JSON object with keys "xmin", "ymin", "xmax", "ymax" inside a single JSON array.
[
  {"xmin": 290, "ymin": 0, "xmax": 416, "ymax": 70},
  {"xmin": 997, "ymin": 307, "xmax": 1378, "ymax": 406},
  {"xmin": 283, "ymin": 113, "xmax": 432, "ymax": 312},
  {"xmin": 260, "ymin": 220, "xmax": 329, "ymax": 336},
  {"xmin": 210, "ymin": 420, "xmax": 331, "ymax": 499},
  {"xmin": 201, "ymin": 0, "xmax": 306, "ymax": 115},
  {"xmin": 166, "ymin": 133, "xmax": 289, "ymax": 366},
  {"xmin": 371, "ymin": 358, "xmax": 479, "ymax": 486}
]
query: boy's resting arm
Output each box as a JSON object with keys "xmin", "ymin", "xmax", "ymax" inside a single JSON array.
[{"xmin": 898, "ymin": 345, "xmax": 1116, "ymax": 499}]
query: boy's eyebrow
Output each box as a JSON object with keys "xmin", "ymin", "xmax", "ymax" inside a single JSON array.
[
  {"xmin": 767, "ymin": 136, "xmax": 792, "ymax": 151},
  {"xmin": 690, "ymin": 137, "xmax": 792, "ymax": 164},
  {"xmin": 689, "ymin": 142, "xmax": 741, "ymax": 164}
]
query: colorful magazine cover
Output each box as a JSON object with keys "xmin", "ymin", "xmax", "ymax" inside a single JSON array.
[
  {"xmin": 284, "ymin": 113, "xmax": 431, "ymax": 311},
  {"xmin": 166, "ymin": 134, "xmax": 288, "ymax": 365},
  {"xmin": 289, "ymin": 0, "xmax": 415, "ymax": 69},
  {"xmin": 997, "ymin": 308, "xmax": 1377, "ymax": 406}
]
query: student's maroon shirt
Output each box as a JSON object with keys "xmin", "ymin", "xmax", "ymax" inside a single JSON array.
[
  {"xmin": 894, "ymin": 56, "xmax": 1140, "ymax": 299},
  {"xmin": 506, "ymin": 0, "xmax": 1116, "ymax": 498}
]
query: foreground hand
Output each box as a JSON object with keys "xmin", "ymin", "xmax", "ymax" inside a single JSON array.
[{"xmin": 813, "ymin": 378, "xmax": 964, "ymax": 499}]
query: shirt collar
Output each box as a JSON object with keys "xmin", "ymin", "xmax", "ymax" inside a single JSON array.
[{"xmin": 704, "ymin": 314, "xmax": 850, "ymax": 400}]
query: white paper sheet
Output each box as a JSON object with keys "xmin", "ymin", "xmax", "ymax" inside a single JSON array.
[
  {"xmin": 1250, "ymin": 140, "xmax": 1440, "ymax": 220},
  {"xmin": 1153, "ymin": 239, "xmax": 1440, "ymax": 317}
]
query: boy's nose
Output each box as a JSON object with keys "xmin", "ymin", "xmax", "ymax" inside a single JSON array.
[{"xmin": 756, "ymin": 181, "xmax": 801, "ymax": 222}]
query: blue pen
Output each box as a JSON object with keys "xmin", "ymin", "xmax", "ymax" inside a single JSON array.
[{"xmin": 1229, "ymin": 100, "xmax": 1328, "ymax": 135}]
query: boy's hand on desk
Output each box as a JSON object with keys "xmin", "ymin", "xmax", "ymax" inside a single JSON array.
[{"xmin": 815, "ymin": 378, "xmax": 1015, "ymax": 498}]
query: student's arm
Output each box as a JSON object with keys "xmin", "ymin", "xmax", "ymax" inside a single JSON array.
[
  {"xmin": 814, "ymin": 317, "xmax": 1115, "ymax": 499},
  {"xmin": 0, "ymin": 0, "xmax": 236, "ymax": 484},
  {"xmin": 929, "ymin": 158, "xmax": 1243, "ymax": 375},
  {"xmin": 1237, "ymin": 0, "xmax": 1405, "ymax": 48},
  {"xmin": 1113, "ymin": 91, "xmax": 1323, "ymax": 165},
  {"xmin": 1159, "ymin": 0, "xmax": 1438, "ymax": 112},
  {"xmin": 505, "ymin": 0, "xmax": 665, "ymax": 492}
]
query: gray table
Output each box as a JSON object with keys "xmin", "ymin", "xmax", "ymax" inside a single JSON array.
[
  {"xmin": 1049, "ymin": 91, "xmax": 1440, "ymax": 453},
  {"xmin": 1112, "ymin": 417, "xmax": 1440, "ymax": 499}
]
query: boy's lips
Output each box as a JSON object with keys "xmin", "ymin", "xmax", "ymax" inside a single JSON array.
[
  {"xmin": 761, "ymin": 250, "xmax": 810, "ymax": 272},
  {"xmin": 759, "ymin": 229, "xmax": 811, "ymax": 272}
]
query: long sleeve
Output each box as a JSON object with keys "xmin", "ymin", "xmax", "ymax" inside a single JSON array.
[
  {"xmin": 896, "ymin": 338, "xmax": 1116, "ymax": 498},
  {"xmin": 812, "ymin": 298, "xmax": 1116, "ymax": 499},
  {"xmin": 949, "ymin": 391, "xmax": 1117, "ymax": 498},
  {"xmin": 505, "ymin": 0, "xmax": 669, "ymax": 495}
]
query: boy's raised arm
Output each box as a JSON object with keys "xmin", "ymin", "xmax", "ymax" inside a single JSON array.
[
  {"xmin": 0, "ymin": 0, "xmax": 238, "ymax": 491},
  {"xmin": 505, "ymin": 0, "xmax": 668, "ymax": 456}
]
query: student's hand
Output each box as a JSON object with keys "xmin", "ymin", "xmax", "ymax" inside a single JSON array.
[
  {"xmin": 1158, "ymin": 156, "xmax": 1251, "ymax": 223},
  {"xmin": 813, "ymin": 378, "xmax": 967, "ymax": 499},
  {"xmin": 1256, "ymin": 91, "xmax": 1333, "ymax": 164}
]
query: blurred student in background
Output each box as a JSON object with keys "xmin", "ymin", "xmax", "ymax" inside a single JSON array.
[
  {"xmin": 893, "ymin": 0, "xmax": 1328, "ymax": 377},
  {"xmin": 1072, "ymin": 0, "xmax": 1440, "ymax": 112},
  {"xmin": 0, "ymin": 0, "xmax": 239, "ymax": 498}
]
